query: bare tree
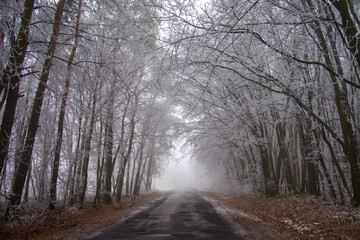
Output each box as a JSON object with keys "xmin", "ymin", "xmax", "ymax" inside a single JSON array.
[
  {"xmin": 0, "ymin": 0, "xmax": 35, "ymax": 178},
  {"xmin": 49, "ymin": 0, "xmax": 83, "ymax": 211},
  {"xmin": 6, "ymin": 0, "xmax": 67, "ymax": 220}
]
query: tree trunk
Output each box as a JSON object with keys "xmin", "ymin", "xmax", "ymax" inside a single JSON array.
[
  {"xmin": 132, "ymin": 147, "xmax": 144, "ymax": 197},
  {"xmin": 318, "ymin": 149, "xmax": 337, "ymax": 201},
  {"xmin": 68, "ymin": 114, "xmax": 83, "ymax": 206},
  {"xmin": 104, "ymin": 101, "xmax": 114, "ymax": 204},
  {"xmin": 299, "ymin": 119, "xmax": 321, "ymax": 196},
  {"xmin": 49, "ymin": 0, "xmax": 82, "ymax": 210},
  {"xmin": 329, "ymin": 0, "xmax": 360, "ymax": 71},
  {"xmin": 145, "ymin": 157, "xmax": 153, "ymax": 191},
  {"xmin": 276, "ymin": 122, "xmax": 296, "ymax": 194},
  {"xmin": 23, "ymin": 163, "xmax": 31, "ymax": 202},
  {"xmin": 145, "ymin": 143, "xmax": 155, "ymax": 192},
  {"xmin": 5, "ymin": 0, "xmax": 66, "ymax": 220},
  {"xmin": 321, "ymin": 128, "xmax": 352, "ymax": 199},
  {"xmin": 74, "ymin": 114, "xmax": 88, "ymax": 205},
  {"xmin": 133, "ymin": 122, "xmax": 150, "ymax": 197},
  {"xmin": 310, "ymin": 11, "xmax": 360, "ymax": 205},
  {"xmin": 0, "ymin": 0, "xmax": 35, "ymax": 177},
  {"xmin": 116, "ymin": 96, "xmax": 137, "ymax": 202},
  {"xmin": 257, "ymin": 122, "xmax": 278, "ymax": 197},
  {"xmin": 125, "ymin": 155, "xmax": 131, "ymax": 196},
  {"xmin": 93, "ymin": 118, "xmax": 104, "ymax": 206},
  {"xmin": 79, "ymin": 92, "xmax": 97, "ymax": 209},
  {"xmin": 130, "ymin": 157, "xmax": 136, "ymax": 197}
]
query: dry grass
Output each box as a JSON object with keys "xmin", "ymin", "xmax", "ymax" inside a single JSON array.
[
  {"xmin": 0, "ymin": 191, "xmax": 165, "ymax": 240},
  {"xmin": 208, "ymin": 193, "xmax": 360, "ymax": 240}
]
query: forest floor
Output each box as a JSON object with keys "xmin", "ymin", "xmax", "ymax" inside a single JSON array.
[
  {"xmin": 0, "ymin": 191, "xmax": 165, "ymax": 240},
  {"xmin": 0, "ymin": 191, "xmax": 359, "ymax": 239},
  {"xmin": 206, "ymin": 192, "xmax": 360, "ymax": 240}
]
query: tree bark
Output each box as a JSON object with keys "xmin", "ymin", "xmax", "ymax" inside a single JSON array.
[
  {"xmin": 23, "ymin": 163, "xmax": 31, "ymax": 202},
  {"xmin": 125, "ymin": 155, "xmax": 131, "ymax": 196},
  {"xmin": 104, "ymin": 99, "xmax": 114, "ymax": 204},
  {"xmin": 298, "ymin": 119, "xmax": 321, "ymax": 196},
  {"xmin": 79, "ymin": 92, "xmax": 96, "ymax": 209},
  {"xmin": 321, "ymin": 128, "xmax": 352, "ymax": 199},
  {"xmin": 253, "ymin": 122, "xmax": 278, "ymax": 197},
  {"xmin": 276, "ymin": 121, "xmax": 297, "ymax": 194},
  {"xmin": 133, "ymin": 144, "xmax": 145, "ymax": 197},
  {"xmin": 116, "ymin": 96, "xmax": 137, "ymax": 202},
  {"xmin": 68, "ymin": 114, "xmax": 83, "ymax": 206},
  {"xmin": 145, "ymin": 143, "xmax": 155, "ymax": 191},
  {"xmin": 93, "ymin": 118, "xmax": 104, "ymax": 206},
  {"xmin": 49, "ymin": 0, "xmax": 82, "ymax": 210},
  {"xmin": 5, "ymin": 0, "xmax": 66, "ymax": 220},
  {"xmin": 329, "ymin": 0, "xmax": 360, "ymax": 70},
  {"xmin": 305, "ymin": 0, "xmax": 360, "ymax": 206},
  {"xmin": 0, "ymin": 0, "xmax": 35, "ymax": 178}
]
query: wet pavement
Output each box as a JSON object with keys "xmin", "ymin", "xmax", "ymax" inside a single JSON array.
[{"xmin": 86, "ymin": 190, "xmax": 239, "ymax": 239}]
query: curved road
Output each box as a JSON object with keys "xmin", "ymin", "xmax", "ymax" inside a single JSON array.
[{"xmin": 86, "ymin": 190, "xmax": 239, "ymax": 239}]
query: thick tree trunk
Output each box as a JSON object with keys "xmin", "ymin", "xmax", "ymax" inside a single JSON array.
[
  {"xmin": 74, "ymin": 114, "xmax": 88, "ymax": 205},
  {"xmin": 299, "ymin": 119, "xmax": 321, "ymax": 196},
  {"xmin": 68, "ymin": 114, "xmax": 83, "ymax": 206},
  {"xmin": 310, "ymin": 13, "xmax": 360, "ymax": 205},
  {"xmin": 130, "ymin": 156, "xmax": 136, "ymax": 197},
  {"xmin": 5, "ymin": 0, "xmax": 66, "ymax": 220},
  {"xmin": 49, "ymin": 0, "xmax": 82, "ymax": 210},
  {"xmin": 23, "ymin": 163, "xmax": 31, "ymax": 202},
  {"xmin": 145, "ymin": 157, "xmax": 153, "ymax": 191},
  {"xmin": 125, "ymin": 156, "xmax": 131, "ymax": 196},
  {"xmin": 321, "ymin": 128, "xmax": 352, "ymax": 199},
  {"xmin": 139, "ymin": 157, "xmax": 148, "ymax": 191},
  {"xmin": 0, "ymin": 0, "xmax": 35, "ymax": 177},
  {"xmin": 318, "ymin": 149, "xmax": 337, "ymax": 201},
  {"xmin": 79, "ymin": 92, "xmax": 96, "ymax": 209},
  {"xmin": 103, "ymin": 75, "xmax": 116, "ymax": 204},
  {"xmin": 258, "ymin": 123, "xmax": 278, "ymax": 197},
  {"xmin": 276, "ymin": 122, "xmax": 296, "ymax": 194},
  {"xmin": 104, "ymin": 104, "xmax": 114, "ymax": 204},
  {"xmin": 329, "ymin": 0, "xmax": 360, "ymax": 70},
  {"xmin": 93, "ymin": 119, "xmax": 104, "ymax": 206},
  {"xmin": 133, "ymin": 146, "xmax": 145, "ymax": 197},
  {"xmin": 145, "ymin": 143, "xmax": 155, "ymax": 192},
  {"xmin": 133, "ymin": 120, "xmax": 151, "ymax": 197},
  {"xmin": 116, "ymin": 97, "xmax": 137, "ymax": 202}
]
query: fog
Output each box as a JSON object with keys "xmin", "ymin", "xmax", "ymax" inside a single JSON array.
[{"xmin": 154, "ymin": 139, "xmax": 204, "ymax": 191}]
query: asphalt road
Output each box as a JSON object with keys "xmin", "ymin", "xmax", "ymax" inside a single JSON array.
[{"xmin": 86, "ymin": 190, "xmax": 239, "ymax": 239}]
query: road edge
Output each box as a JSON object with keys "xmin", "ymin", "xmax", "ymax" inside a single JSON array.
[
  {"xmin": 82, "ymin": 194, "xmax": 170, "ymax": 240},
  {"xmin": 200, "ymin": 193, "xmax": 288, "ymax": 240}
]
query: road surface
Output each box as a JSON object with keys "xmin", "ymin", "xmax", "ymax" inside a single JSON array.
[{"xmin": 86, "ymin": 190, "xmax": 239, "ymax": 239}]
